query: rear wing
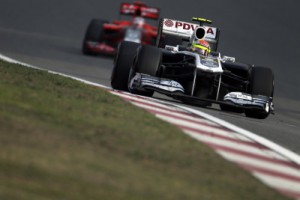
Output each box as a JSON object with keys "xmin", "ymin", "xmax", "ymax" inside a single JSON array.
[
  {"xmin": 120, "ymin": 2, "xmax": 160, "ymax": 20},
  {"xmin": 156, "ymin": 18, "xmax": 220, "ymax": 51}
]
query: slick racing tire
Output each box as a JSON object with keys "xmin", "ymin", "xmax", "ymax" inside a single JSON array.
[
  {"xmin": 111, "ymin": 41, "xmax": 140, "ymax": 91},
  {"xmin": 132, "ymin": 45, "xmax": 162, "ymax": 96},
  {"xmin": 82, "ymin": 19, "xmax": 108, "ymax": 55},
  {"xmin": 220, "ymin": 61, "xmax": 251, "ymax": 113},
  {"xmin": 245, "ymin": 66, "xmax": 274, "ymax": 119}
]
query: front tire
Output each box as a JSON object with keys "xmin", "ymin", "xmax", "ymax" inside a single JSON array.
[
  {"xmin": 219, "ymin": 62, "xmax": 251, "ymax": 113},
  {"xmin": 245, "ymin": 66, "xmax": 274, "ymax": 119},
  {"xmin": 82, "ymin": 19, "xmax": 108, "ymax": 55},
  {"xmin": 111, "ymin": 41, "xmax": 140, "ymax": 91},
  {"xmin": 132, "ymin": 45, "xmax": 162, "ymax": 96},
  {"xmin": 135, "ymin": 45, "xmax": 162, "ymax": 76}
]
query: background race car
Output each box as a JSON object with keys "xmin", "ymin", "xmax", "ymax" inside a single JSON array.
[{"xmin": 82, "ymin": 1, "xmax": 159, "ymax": 56}]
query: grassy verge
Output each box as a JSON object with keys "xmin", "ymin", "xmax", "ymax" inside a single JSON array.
[{"xmin": 0, "ymin": 60, "xmax": 290, "ymax": 200}]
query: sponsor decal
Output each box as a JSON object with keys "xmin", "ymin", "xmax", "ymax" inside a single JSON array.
[
  {"xmin": 163, "ymin": 19, "xmax": 217, "ymax": 39},
  {"xmin": 175, "ymin": 21, "xmax": 197, "ymax": 30},
  {"xmin": 207, "ymin": 27, "xmax": 214, "ymax": 35},
  {"xmin": 175, "ymin": 22, "xmax": 215, "ymax": 35},
  {"xmin": 164, "ymin": 19, "xmax": 174, "ymax": 27}
]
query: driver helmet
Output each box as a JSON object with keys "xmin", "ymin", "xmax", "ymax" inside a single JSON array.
[
  {"xmin": 133, "ymin": 16, "xmax": 145, "ymax": 28},
  {"xmin": 192, "ymin": 39, "xmax": 211, "ymax": 56}
]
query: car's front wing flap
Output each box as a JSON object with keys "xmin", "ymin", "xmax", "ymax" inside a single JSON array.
[
  {"xmin": 129, "ymin": 73, "xmax": 185, "ymax": 94},
  {"xmin": 129, "ymin": 73, "xmax": 274, "ymax": 114}
]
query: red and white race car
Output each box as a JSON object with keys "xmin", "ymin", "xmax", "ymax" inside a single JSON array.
[{"xmin": 82, "ymin": 1, "xmax": 160, "ymax": 56}]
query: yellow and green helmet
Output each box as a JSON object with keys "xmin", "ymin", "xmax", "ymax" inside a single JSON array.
[{"xmin": 192, "ymin": 39, "xmax": 211, "ymax": 56}]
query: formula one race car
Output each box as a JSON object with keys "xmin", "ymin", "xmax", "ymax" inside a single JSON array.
[
  {"xmin": 82, "ymin": 1, "xmax": 159, "ymax": 56},
  {"xmin": 111, "ymin": 17, "xmax": 274, "ymax": 119}
]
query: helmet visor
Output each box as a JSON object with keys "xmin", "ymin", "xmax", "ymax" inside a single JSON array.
[{"xmin": 192, "ymin": 43, "xmax": 211, "ymax": 55}]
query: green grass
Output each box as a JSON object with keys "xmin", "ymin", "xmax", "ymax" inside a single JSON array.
[{"xmin": 0, "ymin": 60, "xmax": 291, "ymax": 200}]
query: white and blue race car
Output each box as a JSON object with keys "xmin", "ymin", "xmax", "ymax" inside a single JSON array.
[{"xmin": 111, "ymin": 17, "xmax": 274, "ymax": 119}]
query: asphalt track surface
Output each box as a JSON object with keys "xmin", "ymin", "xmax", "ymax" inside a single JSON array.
[{"xmin": 0, "ymin": 0, "xmax": 300, "ymax": 155}]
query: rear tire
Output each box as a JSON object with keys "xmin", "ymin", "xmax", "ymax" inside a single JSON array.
[
  {"xmin": 245, "ymin": 66, "xmax": 274, "ymax": 119},
  {"xmin": 111, "ymin": 41, "xmax": 140, "ymax": 91},
  {"xmin": 132, "ymin": 45, "xmax": 162, "ymax": 96},
  {"xmin": 82, "ymin": 19, "xmax": 108, "ymax": 55}
]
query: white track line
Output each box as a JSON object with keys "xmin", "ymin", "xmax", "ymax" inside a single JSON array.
[
  {"xmin": 183, "ymin": 129, "xmax": 289, "ymax": 162},
  {"xmin": 172, "ymin": 104, "xmax": 300, "ymax": 166}
]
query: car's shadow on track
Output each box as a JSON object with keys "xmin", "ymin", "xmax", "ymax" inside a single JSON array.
[
  {"xmin": 81, "ymin": 52, "xmax": 115, "ymax": 60},
  {"xmin": 152, "ymin": 94, "xmax": 246, "ymax": 119},
  {"xmin": 56, "ymin": 43, "xmax": 115, "ymax": 62}
]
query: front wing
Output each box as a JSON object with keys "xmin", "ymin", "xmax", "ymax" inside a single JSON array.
[
  {"xmin": 129, "ymin": 73, "xmax": 274, "ymax": 114},
  {"xmin": 84, "ymin": 41, "xmax": 116, "ymax": 55}
]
